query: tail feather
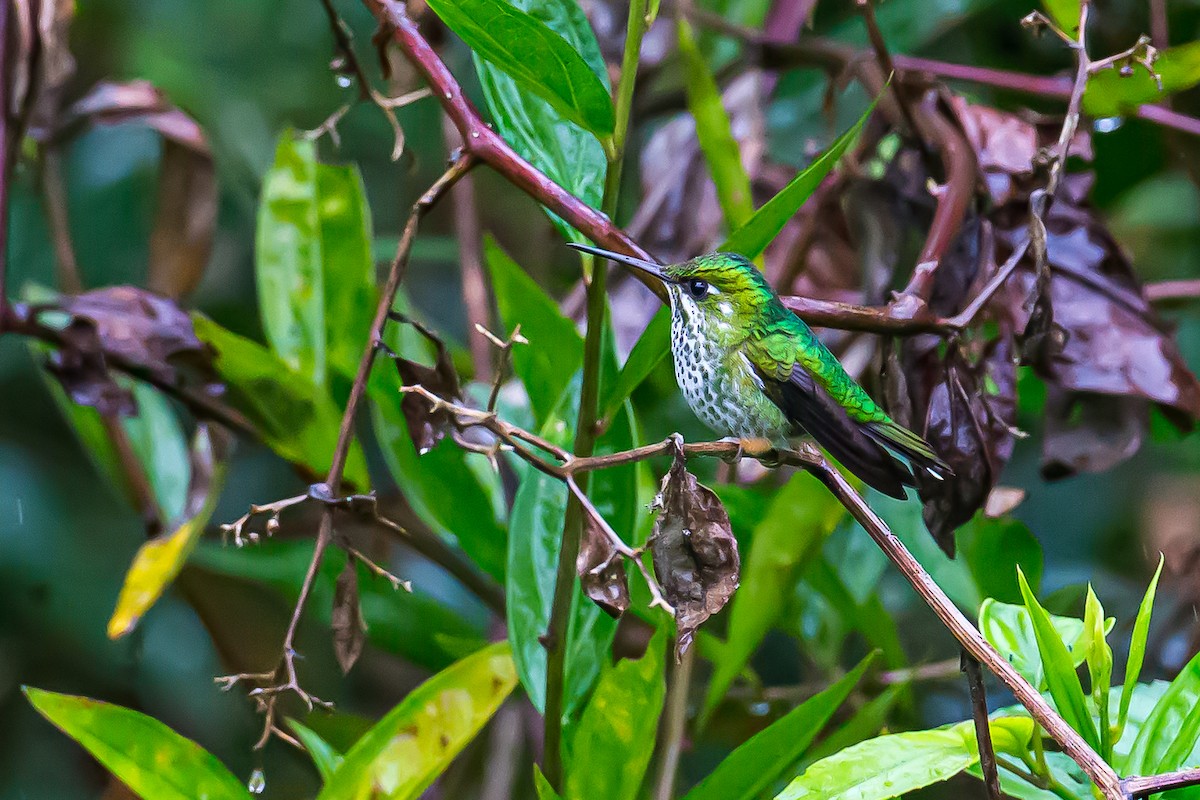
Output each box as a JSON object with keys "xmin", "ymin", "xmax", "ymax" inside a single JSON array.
[{"xmin": 865, "ymin": 420, "xmax": 954, "ymax": 479}]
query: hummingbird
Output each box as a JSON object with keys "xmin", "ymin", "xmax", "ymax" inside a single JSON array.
[{"xmin": 568, "ymin": 244, "xmax": 952, "ymax": 499}]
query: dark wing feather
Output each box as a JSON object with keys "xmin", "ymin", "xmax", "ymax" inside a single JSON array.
[{"xmin": 755, "ymin": 363, "xmax": 915, "ymax": 499}]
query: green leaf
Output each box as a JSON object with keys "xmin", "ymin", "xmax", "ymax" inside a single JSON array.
[
  {"xmin": 599, "ymin": 307, "xmax": 670, "ymax": 422},
  {"xmin": 1118, "ymin": 556, "xmax": 1163, "ymax": 737},
  {"xmin": 566, "ymin": 629, "xmax": 667, "ymax": 800},
  {"xmin": 120, "ymin": 382, "xmax": 191, "ymax": 524},
  {"xmin": 1084, "ymin": 41, "xmax": 1200, "ymax": 118},
  {"xmin": 316, "ymin": 162, "xmax": 375, "ymax": 383},
  {"xmin": 370, "ymin": 299, "xmax": 508, "ymax": 580},
  {"xmin": 424, "ymin": 0, "xmax": 613, "ymax": 135},
  {"xmin": 978, "ymin": 599, "xmax": 1103, "ymax": 690},
  {"xmin": 1083, "ymin": 586, "xmax": 1114, "ymax": 760},
  {"xmin": 473, "ymin": 0, "xmax": 607, "ymax": 242},
  {"xmin": 1125, "ymin": 648, "xmax": 1200, "ymax": 775},
  {"xmin": 108, "ymin": 429, "xmax": 226, "ymax": 639},
  {"xmin": 288, "ymin": 719, "xmax": 344, "ymax": 783},
  {"xmin": 192, "ymin": 314, "xmax": 370, "ymax": 489},
  {"xmin": 722, "ymin": 100, "xmax": 874, "ymax": 259},
  {"xmin": 318, "ymin": 642, "xmax": 517, "ymax": 800},
  {"xmin": 678, "ymin": 15, "xmax": 753, "ymax": 230},
  {"xmin": 685, "ymin": 654, "xmax": 873, "ymax": 800},
  {"xmin": 957, "ymin": 515, "xmax": 1043, "ymax": 605},
  {"xmin": 534, "ymin": 766, "xmax": 564, "ymax": 800},
  {"xmin": 774, "ymin": 720, "xmax": 979, "ymax": 800},
  {"xmin": 24, "ymin": 687, "xmax": 249, "ymax": 800},
  {"xmin": 506, "ymin": 379, "xmax": 636, "ymax": 717},
  {"xmin": 704, "ymin": 472, "xmax": 845, "ymax": 714},
  {"xmin": 192, "ymin": 539, "xmax": 488, "ymax": 672},
  {"xmin": 801, "ymin": 686, "xmax": 903, "ymax": 767},
  {"xmin": 1016, "ymin": 567, "xmax": 1100, "ymax": 752},
  {"xmin": 486, "ymin": 237, "xmax": 585, "ymax": 423},
  {"xmin": 256, "ymin": 133, "xmax": 327, "ymax": 386},
  {"xmin": 1041, "ymin": 0, "xmax": 1080, "ymax": 34}
]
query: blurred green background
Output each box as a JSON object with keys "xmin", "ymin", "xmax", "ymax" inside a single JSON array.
[{"xmin": 3, "ymin": 0, "xmax": 1200, "ymax": 797}]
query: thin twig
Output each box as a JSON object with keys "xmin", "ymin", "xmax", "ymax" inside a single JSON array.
[
  {"xmin": 963, "ymin": 652, "xmax": 1001, "ymax": 800},
  {"xmin": 217, "ymin": 154, "xmax": 475, "ymax": 750},
  {"xmin": 855, "ymin": 0, "xmax": 921, "ymax": 140}
]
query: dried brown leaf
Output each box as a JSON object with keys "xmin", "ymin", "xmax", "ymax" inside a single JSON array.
[
  {"xmin": 60, "ymin": 81, "xmax": 217, "ymax": 299},
  {"xmin": 391, "ymin": 320, "xmax": 461, "ymax": 455},
  {"xmin": 577, "ymin": 511, "xmax": 630, "ymax": 618},
  {"xmin": 651, "ymin": 444, "xmax": 739, "ymax": 657},
  {"xmin": 332, "ymin": 557, "xmax": 367, "ymax": 673}
]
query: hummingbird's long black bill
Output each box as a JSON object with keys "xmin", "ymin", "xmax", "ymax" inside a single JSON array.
[{"xmin": 566, "ymin": 243, "xmax": 672, "ymax": 282}]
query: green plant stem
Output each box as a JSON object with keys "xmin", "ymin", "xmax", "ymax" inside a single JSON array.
[
  {"xmin": 541, "ymin": 1, "xmax": 652, "ymax": 790},
  {"xmin": 998, "ymin": 756, "xmax": 1077, "ymax": 800}
]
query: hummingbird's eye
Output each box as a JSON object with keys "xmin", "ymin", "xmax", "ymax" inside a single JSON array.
[{"xmin": 685, "ymin": 279, "xmax": 710, "ymax": 300}]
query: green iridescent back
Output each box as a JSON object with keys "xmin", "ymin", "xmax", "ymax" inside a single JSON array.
[{"xmin": 662, "ymin": 253, "xmax": 891, "ymax": 433}]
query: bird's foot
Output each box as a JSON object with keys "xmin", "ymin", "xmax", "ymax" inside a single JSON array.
[{"xmin": 738, "ymin": 437, "xmax": 782, "ymax": 468}]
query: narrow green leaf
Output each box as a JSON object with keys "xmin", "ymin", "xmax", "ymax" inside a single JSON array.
[
  {"xmin": 801, "ymin": 686, "xmax": 903, "ymax": 767},
  {"xmin": 486, "ymin": 237, "xmax": 585, "ymax": 423},
  {"xmin": 256, "ymin": 133, "xmax": 326, "ymax": 386},
  {"xmin": 316, "ymin": 162, "xmax": 375, "ymax": 383},
  {"xmin": 685, "ymin": 654, "xmax": 873, "ymax": 800},
  {"xmin": 287, "ymin": 719, "xmax": 344, "ymax": 783},
  {"xmin": 567, "ymin": 630, "xmax": 667, "ymax": 800},
  {"xmin": 120, "ymin": 382, "xmax": 191, "ymax": 523},
  {"xmin": 774, "ymin": 720, "xmax": 978, "ymax": 800},
  {"xmin": 534, "ymin": 766, "xmax": 564, "ymax": 800},
  {"xmin": 1118, "ymin": 556, "xmax": 1163, "ymax": 737},
  {"xmin": 506, "ymin": 378, "xmax": 635, "ymax": 717},
  {"xmin": 473, "ymin": 0, "xmax": 607, "ymax": 242},
  {"xmin": 678, "ymin": 15, "xmax": 753, "ymax": 230},
  {"xmin": 704, "ymin": 472, "xmax": 845, "ymax": 714},
  {"xmin": 1083, "ymin": 586, "xmax": 1114, "ymax": 760},
  {"xmin": 1016, "ymin": 568, "xmax": 1100, "ymax": 751},
  {"xmin": 979, "ymin": 598, "xmax": 1100, "ymax": 690},
  {"xmin": 1084, "ymin": 41, "xmax": 1200, "ymax": 118},
  {"xmin": 1124, "ymin": 647, "xmax": 1200, "ymax": 775},
  {"xmin": 599, "ymin": 307, "xmax": 670, "ymax": 422},
  {"xmin": 318, "ymin": 642, "xmax": 517, "ymax": 800},
  {"xmin": 191, "ymin": 313, "xmax": 370, "ymax": 490},
  {"xmin": 24, "ymin": 687, "xmax": 249, "ymax": 800},
  {"xmin": 722, "ymin": 100, "xmax": 874, "ymax": 259},
  {"xmin": 424, "ymin": 0, "xmax": 613, "ymax": 135}
]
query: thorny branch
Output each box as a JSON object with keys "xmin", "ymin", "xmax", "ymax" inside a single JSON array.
[{"xmin": 215, "ymin": 153, "xmax": 475, "ymax": 750}]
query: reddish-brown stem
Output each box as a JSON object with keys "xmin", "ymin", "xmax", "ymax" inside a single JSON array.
[
  {"xmin": 1145, "ymin": 278, "xmax": 1200, "ymax": 302},
  {"xmin": 442, "ymin": 119, "xmax": 493, "ymax": 379},
  {"xmin": 364, "ymin": 0, "xmax": 667, "ymax": 303},
  {"xmin": 963, "ymin": 653, "xmax": 1001, "ymax": 800}
]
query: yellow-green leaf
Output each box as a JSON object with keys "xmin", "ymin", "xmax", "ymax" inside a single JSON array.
[
  {"xmin": 318, "ymin": 642, "xmax": 517, "ymax": 800},
  {"xmin": 678, "ymin": 15, "xmax": 753, "ymax": 230},
  {"xmin": 24, "ymin": 687, "xmax": 249, "ymax": 800},
  {"xmin": 107, "ymin": 429, "xmax": 226, "ymax": 638}
]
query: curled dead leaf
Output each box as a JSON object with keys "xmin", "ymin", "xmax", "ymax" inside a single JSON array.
[
  {"xmin": 333, "ymin": 557, "xmax": 368, "ymax": 673},
  {"xmin": 388, "ymin": 318, "xmax": 462, "ymax": 455},
  {"xmin": 650, "ymin": 441, "xmax": 738, "ymax": 657},
  {"xmin": 577, "ymin": 509, "xmax": 631, "ymax": 618},
  {"xmin": 56, "ymin": 81, "xmax": 217, "ymax": 300}
]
